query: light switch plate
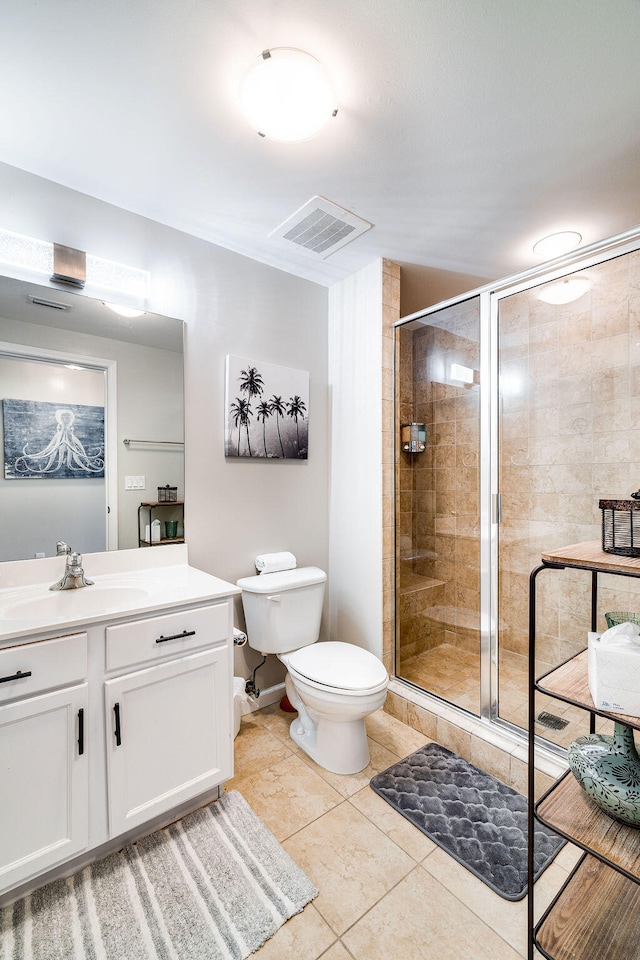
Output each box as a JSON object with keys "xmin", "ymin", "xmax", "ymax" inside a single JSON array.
[{"xmin": 125, "ymin": 475, "xmax": 146, "ymax": 490}]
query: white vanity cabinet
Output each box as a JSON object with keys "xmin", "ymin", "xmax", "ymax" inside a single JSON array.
[
  {"xmin": 0, "ymin": 633, "xmax": 89, "ymax": 893},
  {"xmin": 103, "ymin": 603, "xmax": 232, "ymax": 836},
  {"xmin": 0, "ymin": 554, "xmax": 239, "ymax": 903}
]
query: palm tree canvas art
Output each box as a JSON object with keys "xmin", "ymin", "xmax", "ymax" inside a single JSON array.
[{"xmin": 224, "ymin": 355, "xmax": 310, "ymax": 459}]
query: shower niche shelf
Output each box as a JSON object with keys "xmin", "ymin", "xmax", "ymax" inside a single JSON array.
[
  {"xmin": 527, "ymin": 541, "xmax": 640, "ymax": 960},
  {"xmin": 398, "ymin": 572, "xmax": 445, "ymax": 595}
]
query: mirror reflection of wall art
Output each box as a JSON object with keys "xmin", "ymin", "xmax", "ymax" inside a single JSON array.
[
  {"xmin": 3, "ymin": 399, "xmax": 105, "ymax": 479},
  {"xmin": 225, "ymin": 356, "xmax": 309, "ymax": 459}
]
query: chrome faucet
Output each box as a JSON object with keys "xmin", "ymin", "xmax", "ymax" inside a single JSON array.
[
  {"xmin": 56, "ymin": 540, "xmax": 72, "ymax": 556},
  {"xmin": 50, "ymin": 551, "xmax": 94, "ymax": 591}
]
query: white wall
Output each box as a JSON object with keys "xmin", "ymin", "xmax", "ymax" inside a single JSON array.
[
  {"xmin": 328, "ymin": 260, "xmax": 383, "ymax": 656},
  {"xmin": 0, "ymin": 162, "xmax": 329, "ymax": 689}
]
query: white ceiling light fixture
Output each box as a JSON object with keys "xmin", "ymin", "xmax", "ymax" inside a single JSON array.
[
  {"xmin": 240, "ymin": 48, "xmax": 337, "ymax": 142},
  {"xmin": 532, "ymin": 231, "xmax": 582, "ymax": 259},
  {"xmin": 537, "ymin": 277, "xmax": 591, "ymax": 305}
]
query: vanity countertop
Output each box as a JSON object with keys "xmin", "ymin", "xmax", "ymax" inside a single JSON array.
[{"xmin": 0, "ymin": 545, "xmax": 240, "ymax": 643}]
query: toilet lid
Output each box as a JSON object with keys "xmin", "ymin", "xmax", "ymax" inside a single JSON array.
[{"xmin": 282, "ymin": 641, "xmax": 388, "ymax": 692}]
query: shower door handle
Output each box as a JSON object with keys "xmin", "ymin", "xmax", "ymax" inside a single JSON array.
[{"xmin": 492, "ymin": 493, "xmax": 502, "ymax": 524}]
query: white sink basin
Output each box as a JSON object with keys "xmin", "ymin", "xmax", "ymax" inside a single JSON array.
[{"xmin": 1, "ymin": 584, "xmax": 153, "ymax": 620}]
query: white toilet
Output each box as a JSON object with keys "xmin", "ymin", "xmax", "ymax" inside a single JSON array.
[{"xmin": 237, "ymin": 566, "xmax": 388, "ymax": 775}]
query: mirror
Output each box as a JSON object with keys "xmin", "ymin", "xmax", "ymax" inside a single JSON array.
[{"xmin": 0, "ymin": 275, "xmax": 184, "ymax": 562}]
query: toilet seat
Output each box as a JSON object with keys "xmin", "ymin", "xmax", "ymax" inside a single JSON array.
[{"xmin": 281, "ymin": 641, "xmax": 388, "ymax": 694}]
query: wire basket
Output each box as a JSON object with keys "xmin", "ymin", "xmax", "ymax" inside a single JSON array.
[
  {"xmin": 604, "ymin": 611, "xmax": 640, "ymax": 629},
  {"xmin": 157, "ymin": 484, "xmax": 178, "ymax": 502},
  {"xmin": 600, "ymin": 498, "xmax": 640, "ymax": 557}
]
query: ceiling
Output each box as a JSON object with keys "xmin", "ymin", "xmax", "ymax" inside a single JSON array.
[{"xmin": 1, "ymin": 0, "xmax": 639, "ymax": 291}]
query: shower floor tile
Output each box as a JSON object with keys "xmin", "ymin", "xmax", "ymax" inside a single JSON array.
[
  {"xmin": 399, "ymin": 643, "xmax": 481, "ymax": 714},
  {"xmin": 397, "ymin": 643, "xmax": 607, "ymax": 749}
]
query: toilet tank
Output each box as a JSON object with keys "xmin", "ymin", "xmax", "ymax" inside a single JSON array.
[{"xmin": 237, "ymin": 566, "xmax": 327, "ymax": 655}]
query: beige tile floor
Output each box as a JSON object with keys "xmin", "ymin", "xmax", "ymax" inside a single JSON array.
[
  {"xmin": 226, "ymin": 702, "xmax": 580, "ymax": 960},
  {"xmin": 398, "ymin": 643, "xmax": 611, "ymax": 749}
]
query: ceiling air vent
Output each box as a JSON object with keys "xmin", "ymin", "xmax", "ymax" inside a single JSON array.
[
  {"xmin": 270, "ymin": 196, "xmax": 372, "ymax": 259},
  {"xmin": 27, "ymin": 295, "xmax": 72, "ymax": 311}
]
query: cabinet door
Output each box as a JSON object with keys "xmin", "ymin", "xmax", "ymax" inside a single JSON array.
[
  {"xmin": 104, "ymin": 646, "xmax": 231, "ymax": 838},
  {"xmin": 0, "ymin": 683, "xmax": 88, "ymax": 894}
]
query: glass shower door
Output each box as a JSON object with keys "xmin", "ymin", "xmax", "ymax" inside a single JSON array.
[
  {"xmin": 495, "ymin": 251, "xmax": 639, "ymax": 747},
  {"xmin": 395, "ymin": 297, "xmax": 482, "ymax": 716}
]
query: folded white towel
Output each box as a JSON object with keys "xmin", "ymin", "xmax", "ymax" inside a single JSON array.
[{"xmin": 255, "ymin": 552, "xmax": 297, "ymax": 574}]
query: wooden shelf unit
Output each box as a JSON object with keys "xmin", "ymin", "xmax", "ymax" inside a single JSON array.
[
  {"xmin": 537, "ymin": 771, "xmax": 640, "ymax": 881},
  {"xmin": 528, "ymin": 542, "xmax": 640, "ymax": 960},
  {"xmin": 537, "ymin": 651, "xmax": 640, "ymax": 732},
  {"xmin": 536, "ymin": 856, "xmax": 640, "ymax": 960},
  {"xmin": 138, "ymin": 500, "xmax": 185, "ymax": 547}
]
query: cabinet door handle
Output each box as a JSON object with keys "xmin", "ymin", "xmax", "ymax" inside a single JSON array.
[
  {"xmin": 156, "ymin": 629, "xmax": 196, "ymax": 644},
  {"xmin": 78, "ymin": 707, "xmax": 85, "ymax": 756},
  {"xmin": 113, "ymin": 702, "xmax": 122, "ymax": 746},
  {"xmin": 0, "ymin": 669, "xmax": 32, "ymax": 684}
]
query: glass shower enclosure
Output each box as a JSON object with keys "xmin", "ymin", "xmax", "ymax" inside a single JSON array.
[{"xmin": 394, "ymin": 229, "xmax": 640, "ymax": 749}]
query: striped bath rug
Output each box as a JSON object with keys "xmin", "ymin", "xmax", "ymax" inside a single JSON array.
[{"xmin": 0, "ymin": 790, "xmax": 317, "ymax": 959}]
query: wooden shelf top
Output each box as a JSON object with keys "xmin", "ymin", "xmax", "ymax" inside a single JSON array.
[
  {"xmin": 536, "ymin": 855, "xmax": 640, "ymax": 960},
  {"xmin": 139, "ymin": 501, "xmax": 184, "ymax": 507},
  {"xmin": 537, "ymin": 650, "xmax": 640, "ymax": 731},
  {"xmin": 541, "ymin": 541, "xmax": 640, "ymax": 575},
  {"xmin": 537, "ymin": 773, "xmax": 640, "ymax": 879}
]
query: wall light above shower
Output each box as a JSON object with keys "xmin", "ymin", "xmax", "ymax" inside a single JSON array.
[
  {"xmin": 450, "ymin": 363, "xmax": 479, "ymax": 385},
  {"xmin": 537, "ymin": 276, "xmax": 591, "ymax": 305}
]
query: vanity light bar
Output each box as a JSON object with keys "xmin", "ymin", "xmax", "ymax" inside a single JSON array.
[
  {"xmin": 0, "ymin": 228, "xmax": 52, "ymax": 276},
  {"xmin": 51, "ymin": 243, "xmax": 86, "ymax": 288},
  {"xmin": 0, "ymin": 228, "xmax": 149, "ymax": 306}
]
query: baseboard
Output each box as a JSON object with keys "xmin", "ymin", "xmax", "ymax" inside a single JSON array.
[{"xmin": 240, "ymin": 681, "xmax": 286, "ymax": 715}]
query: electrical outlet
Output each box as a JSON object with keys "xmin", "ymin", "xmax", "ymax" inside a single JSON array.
[{"xmin": 34, "ymin": 552, "xmax": 45, "ymax": 559}]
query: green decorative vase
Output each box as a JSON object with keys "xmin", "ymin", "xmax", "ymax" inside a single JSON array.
[{"xmin": 567, "ymin": 722, "xmax": 640, "ymax": 827}]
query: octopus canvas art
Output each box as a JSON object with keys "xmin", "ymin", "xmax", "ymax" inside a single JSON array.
[{"xmin": 3, "ymin": 398, "xmax": 105, "ymax": 479}]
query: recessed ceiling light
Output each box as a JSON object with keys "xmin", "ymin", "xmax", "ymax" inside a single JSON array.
[
  {"xmin": 532, "ymin": 231, "xmax": 582, "ymax": 259},
  {"xmin": 537, "ymin": 277, "xmax": 591, "ymax": 304},
  {"xmin": 240, "ymin": 48, "xmax": 337, "ymax": 142}
]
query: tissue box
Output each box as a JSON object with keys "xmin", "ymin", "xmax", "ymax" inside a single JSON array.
[{"xmin": 588, "ymin": 631, "xmax": 640, "ymax": 717}]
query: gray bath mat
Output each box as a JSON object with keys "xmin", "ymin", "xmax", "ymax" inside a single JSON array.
[
  {"xmin": 370, "ymin": 743, "xmax": 563, "ymax": 901},
  {"xmin": 0, "ymin": 790, "xmax": 317, "ymax": 959}
]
